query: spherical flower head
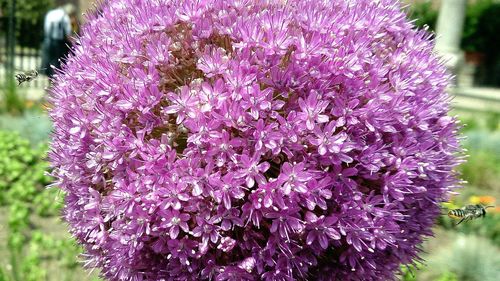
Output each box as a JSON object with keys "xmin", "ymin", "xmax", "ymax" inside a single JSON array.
[{"xmin": 48, "ymin": 0, "xmax": 462, "ymax": 280}]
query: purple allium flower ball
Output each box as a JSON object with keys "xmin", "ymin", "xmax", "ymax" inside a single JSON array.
[{"xmin": 48, "ymin": 0, "xmax": 462, "ymax": 280}]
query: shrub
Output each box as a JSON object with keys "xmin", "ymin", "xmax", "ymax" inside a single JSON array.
[
  {"xmin": 0, "ymin": 130, "xmax": 85, "ymax": 280},
  {"xmin": 460, "ymin": 149, "xmax": 500, "ymax": 190},
  {"xmin": 399, "ymin": 261, "xmax": 458, "ymax": 281},
  {"xmin": 475, "ymin": 2, "xmax": 500, "ymax": 86},
  {"xmin": 0, "ymin": 130, "xmax": 52, "ymax": 206},
  {"xmin": 407, "ymin": 1, "xmax": 438, "ymax": 31},
  {"xmin": 461, "ymin": 0, "xmax": 494, "ymax": 53},
  {"xmin": 459, "ymin": 131, "xmax": 500, "ymax": 190},
  {"xmin": 485, "ymin": 112, "xmax": 500, "ymax": 131},
  {"xmin": 48, "ymin": 0, "xmax": 461, "ymax": 280}
]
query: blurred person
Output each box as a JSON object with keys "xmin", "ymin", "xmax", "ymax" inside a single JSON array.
[{"xmin": 41, "ymin": 3, "xmax": 76, "ymax": 78}]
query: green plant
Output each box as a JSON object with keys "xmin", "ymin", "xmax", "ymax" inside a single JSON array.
[
  {"xmin": 436, "ymin": 271, "xmax": 458, "ymax": 281},
  {"xmin": 0, "ymin": 268, "xmax": 7, "ymax": 281},
  {"xmin": 458, "ymin": 110, "xmax": 500, "ymax": 133},
  {"xmin": 0, "ymin": 130, "xmax": 89, "ymax": 281},
  {"xmin": 32, "ymin": 188, "xmax": 63, "ymax": 217},
  {"xmin": 475, "ymin": 1, "xmax": 500, "ymax": 52},
  {"xmin": 461, "ymin": 0, "xmax": 494, "ymax": 52},
  {"xmin": 399, "ymin": 261, "xmax": 422, "ymax": 281},
  {"xmin": 460, "ymin": 149, "xmax": 500, "ymax": 190},
  {"xmin": 475, "ymin": 3, "xmax": 500, "ymax": 86},
  {"xmin": 485, "ymin": 112, "xmax": 500, "ymax": 131},
  {"xmin": 398, "ymin": 257, "xmax": 459, "ymax": 281},
  {"xmin": 458, "ymin": 116, "xmax": 479, "ymax": 132},
  {"xmin": 458, "ymin": 131, "xmax": 500, "ymax": 191},
  {"xmin": 459, "ymin": 125, "xmax": 500, "ymax": 192},
  {"xmin": 407, "ymin": 1, "xmax": 438, "ymax": 31},
  {"xmin": 0, "ymin": 131, "xmax": 52, "ymax": 206}
]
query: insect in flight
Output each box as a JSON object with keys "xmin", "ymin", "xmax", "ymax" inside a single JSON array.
[
  {"xmin": 447, "ymin": 204, "xmax": 495, "ymax": 225},
  {"xmin": 15, "ymin": 69, "xmax": 41, "ymax": 85}
]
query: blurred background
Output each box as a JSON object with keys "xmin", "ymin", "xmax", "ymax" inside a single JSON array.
[{"xmin": 0, "ymin": 0, "xmax": 499, "ymax": 280}]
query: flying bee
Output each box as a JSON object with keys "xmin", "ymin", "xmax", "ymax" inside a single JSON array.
[
  {"xmin": 15, "ymin": 69, "xmax": 40, "ymax": 85},
  {"xmin": 447, "ymin": 204, "xmax": 495, "ymax": 225}
]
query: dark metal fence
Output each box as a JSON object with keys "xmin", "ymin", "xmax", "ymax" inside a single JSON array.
[
  {"xmin": 0, "ymin": 2, "xmax": 49, "ymax": 90},
  {"xmin": 0, "ymin": 43, "xmax": 48, "ymax": 89}
]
